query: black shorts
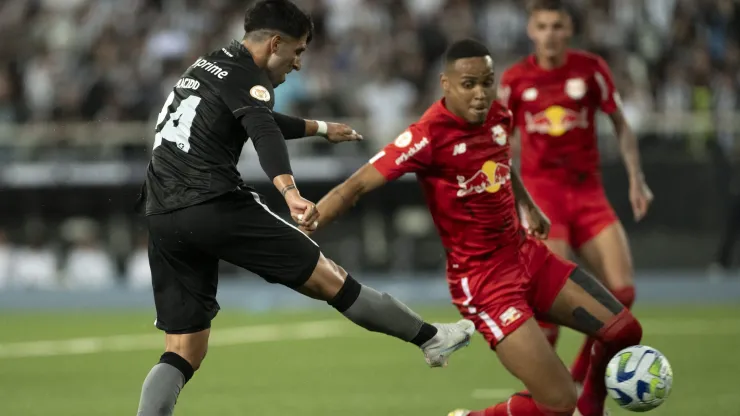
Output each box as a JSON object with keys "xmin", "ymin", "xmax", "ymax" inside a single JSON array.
[{"xmin": 146, "ymin": 188, "xmax": 321, "ymax": 334}]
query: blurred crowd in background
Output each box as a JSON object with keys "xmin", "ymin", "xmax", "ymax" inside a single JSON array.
[
  {"xmin": 1, "ymin": 0, "xmax": 738, "ymax": 142},
  {"xmin": 0, "ymin": 0, "xmax": 739, "ymax": 289}
]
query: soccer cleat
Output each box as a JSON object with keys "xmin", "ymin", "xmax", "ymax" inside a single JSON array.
[
  {"xmin": 447, "ymin": 410, "xmax": 470, "ymax": 416},
  {"xmin": 421, "ymin": 319, "xmax": 475, "ymax": 367}
]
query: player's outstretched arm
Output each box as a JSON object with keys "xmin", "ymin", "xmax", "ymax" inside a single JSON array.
[
  {"xmin": 608, "ymin": 109, "xmax": 653, "ymax": 221},
  {"xmin": 306, "ymin": 164, "xmax": 387, "ymax": 233},
  {"xmin": 511, "ymin": 169, "xmax": 550, "ymax": 240},
  {"xmin": 272, "ymin": 112, "xmax": 363, "ymax": 143}
]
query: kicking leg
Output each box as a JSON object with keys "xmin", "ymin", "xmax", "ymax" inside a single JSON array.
[
  {"xmin": 547, "ymin": 267, "xmax": 643, "ymax": 416},
  {"xmin": 571, "ymin": 222, "xmax": 636, "ymax": 385},
  {"xmin": 538, "ymin": 238, "xmax": 571, "ymax": 348},
  {"xmin": 299, "ymin": 253, "xmax": 475, "ymax": 367},
  {"xmin": 459, "ymin": 318, "xmax": 577, "ymax": 416},
  {"xmin": 137, "ymin": 330, "xmax": 209, "ymax": 416}
]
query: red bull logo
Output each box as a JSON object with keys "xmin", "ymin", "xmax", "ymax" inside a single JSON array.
[
  {"xmin": 524, "ymin": 105, "xmax": 588, "ymax": 137},
  {"xmin": 456, "ymin": 161, "xmax": 511, "ymax": 197}
]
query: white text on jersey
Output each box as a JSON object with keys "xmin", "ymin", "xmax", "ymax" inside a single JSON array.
[
  {"xmin": 175, "ymin": 78, "xmax": 201, "ymax": 91},
  {"xmin": 395, "ymin": 137, "xmax": 429, "ymax": 165},
  {"xmin": 191, "ymin": 58, "xmax": 229, "ymax": 79}
]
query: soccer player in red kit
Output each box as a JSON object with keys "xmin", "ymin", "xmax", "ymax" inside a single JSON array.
[
  {"xmin": 498, "ymin": 0, "xmax": 653, "ymax": 387},
  {"xmin": 305, "ymin": 39, "xmax": 642, "ymax": 416}
]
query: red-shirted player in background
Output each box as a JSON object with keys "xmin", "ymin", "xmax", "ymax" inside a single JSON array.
[
  {"xmin": 305, "ymin": 39, "xmax": 642, "ymax": 416},
  {"xmin": 498, "ymin": 0, "xmax": 653, "ymax": 389}
]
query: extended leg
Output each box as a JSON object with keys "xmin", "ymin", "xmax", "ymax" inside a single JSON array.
[
  {"xmin": 299, "ymin": 254, "xmax": 475, "ymax": 367},
  {"xmin": 547, "ymin": 268, "xmax": 643, "ymax": 416},
  {"xmin": 571, "ymin": 222, "xmax": 636, "ymax": 384}
]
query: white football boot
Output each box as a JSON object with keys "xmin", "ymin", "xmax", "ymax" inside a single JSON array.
[
  {"xmin": 421, "ymin": 319, "xmax": 476, "ymax": 367},
  {"xmin": 447, "ymin": 410, "xmax": 471, "ymax": 416}
]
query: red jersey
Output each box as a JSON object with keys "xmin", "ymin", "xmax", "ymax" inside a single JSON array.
[
  {"xmin": 499, "ymin": 49, "xmax": 620, "ymax": 185},
  {"xmin": 370, "ymin": 100, "xmax": 523, "ymax": 268}
]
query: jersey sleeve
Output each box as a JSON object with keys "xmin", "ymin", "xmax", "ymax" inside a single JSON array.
[
  {"xmin": 369, "ymin": 124, "xmax": 433, "ymax": 181},
  {"xmin": 593, "ymin": 57, "xmax": 621, "ymax": 115},
  {"xmin": 219, "ymin": 64, "xmax": 274, "ymax": 117}
]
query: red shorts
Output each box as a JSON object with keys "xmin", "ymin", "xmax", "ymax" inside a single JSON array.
[
  {"xmin": 525, "ymin": 181, "xmax": 618, "ymax": 249},
  {"xmin": 448, "ymin": 237, "xmax": 576, "ymax": 349}
]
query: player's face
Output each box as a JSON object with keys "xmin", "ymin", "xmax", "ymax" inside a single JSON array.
[
  {"xmin": 267, "ymin": 34, "xmax": 308, "ymax": 86},
  {"xmin": 441, "ymin": 56, "xmax": 496, "ymax": 124},
  {"xmin": 528, "ymin": 10, "xmax": 571, "ymax": 60}
]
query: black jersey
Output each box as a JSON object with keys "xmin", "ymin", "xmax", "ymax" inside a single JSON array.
[{"xmin": 143, "ymin": 41, "xmax": 282, "ymax": 215}]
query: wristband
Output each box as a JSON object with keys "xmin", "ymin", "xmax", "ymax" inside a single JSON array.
[{"xmin": 316, "ymin": 120, "xmax": 328, "ymax": 136}]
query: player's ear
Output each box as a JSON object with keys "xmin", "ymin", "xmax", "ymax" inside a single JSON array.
[
  {"xmin": 269, "ymin": 34, "xmax": 282, "ymax": 54},
  {"xmin": 440, "ymin": 73, "xmax": 450, "ymax": 92}
]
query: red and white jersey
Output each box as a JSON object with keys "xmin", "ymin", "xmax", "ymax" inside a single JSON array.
[
  {"xmin": 370, "ymin": 100, "xmax": 524, "ymax": 270},
  {"xmin": 499, "ymin": 49, "xmax": 621, "ymax": 185}
]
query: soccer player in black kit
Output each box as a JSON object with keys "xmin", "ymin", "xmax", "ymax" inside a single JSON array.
[{"xmin": 135, "ymin": 1, "xmax": 475, "ymax": 414}]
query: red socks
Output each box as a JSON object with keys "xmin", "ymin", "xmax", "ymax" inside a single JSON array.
[
  {"xmin": 469, "ymin": 393, "xmax": 574, "ymax": 416},
  {"xmin": 577, "ymin": 308, "xmax": 642, "ymax": 415},
  {"xmin": 571, "ymin": 286, "xmax": 636, "ymax": 383}
]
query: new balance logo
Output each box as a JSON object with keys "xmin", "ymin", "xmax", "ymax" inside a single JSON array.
[{"xmin": 453, "ymin": 143, "xmax": 467, "ymax": 156}]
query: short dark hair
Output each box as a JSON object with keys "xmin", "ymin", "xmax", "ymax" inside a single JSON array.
[
  {"xmin": 445, "ymin": 39, "xmax": 491, "ymax": 64},
  {"xmin": 244, "ymin": 0, "xmax": 314, "ymax": 44},
  {"xmin": 526, "ymin": 0, "xmax": 566, "ymax": 13}
]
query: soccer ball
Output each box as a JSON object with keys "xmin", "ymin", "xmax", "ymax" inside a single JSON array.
[{"xmin": 605, "ymin": 345, "xmax": 673, "ymax": 412}]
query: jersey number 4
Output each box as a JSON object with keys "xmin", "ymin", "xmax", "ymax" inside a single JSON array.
[{"xmin": 153, "ymin": 91, "xmax": 202, "ymax": 153}]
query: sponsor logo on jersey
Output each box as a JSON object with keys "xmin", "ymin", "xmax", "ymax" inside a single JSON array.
[
  {"xmin": 456, "ymin": 161, "xmax": 511, "ymax": 197},
  {"xmin": 565, "ymin": 78, "xmax": 586, "ymax": 100},
  {"xmin": 524, "ymin": 106, "xmax": 589, "ymax": 137},
  {"xmin": 499, "ymin": 306, "xmax": 522, "ymax": 327},
  {"xmin": 250, "ymin": 85, "xmax": 271, "ymax": 102},
  {"xmin": 395, "ymin": 137, "xmax": 429, "ymax": 165},
  {"xmin": 191, "ymin": 58, "xmax": 230, "ymax": 79},
  {"xmin": 452, "ymin": 143, "xmax": 467, "ymax": 156},
  {"xmin": 491, "ymin": 125, "xmax": 507, "ymax": 146},
  {"xmin": 394, "ymin": 131, "xmax": 413, "ymax": 148},
  {"xmin": 522, "ymin": 87, "xmax": 538, "ymax": 101}
]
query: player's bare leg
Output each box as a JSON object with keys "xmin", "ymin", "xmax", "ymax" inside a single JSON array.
[
  {"xmin": 538, "ymin": 238, "xmax": 570, "ymax": 348},
  {"xmin": 570, "ymin": 223, "xmax": 636, "ymax": 385},
  {"xmin": 451, "ymin": 318, "xmax": 578, "ymax": 416},
  {"xmin": 298, "ymin": 253, "xmax": 475, "ymax": 367},
  {"xmin": 547, "ymin": 268, "xmax": 642, "ymax": 416},
  {"xmin": 137, "ymin": 330, "xmax": 210, "ymax": 416}
]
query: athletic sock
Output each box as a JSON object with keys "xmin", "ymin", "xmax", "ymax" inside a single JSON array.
[
  {"xmin": 328, "ymin": 274, "xmax": 437, "ymax": 345},
  {"xmin": 469, "ymin": 392, "xmax": 574, "ymax": 415},
  {"xmin": 571, "ymin": 286, "xmax": 636, "ymax": 383},
  {"xmin": 136, "ymin": 352, "xmax": 194, "ymax": 416}
]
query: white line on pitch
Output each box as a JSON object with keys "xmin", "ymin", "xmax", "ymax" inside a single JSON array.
[{"xmin": 0, "ymin": 320, "xmax": 349, "ymax": 359}]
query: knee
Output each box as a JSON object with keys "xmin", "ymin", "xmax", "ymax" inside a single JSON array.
[
  {"xmin": 165, "ymin": 334, "xmax": 209, "ymax": 371},
  {"xmin": 304, "ymin": 255, "xmax": 348, "ymax": 300},
  {"xmin": 601, "ymin": 309, "xmax": 643, "ymax": 348},
  {"xmin": 610, "ymin": 286, "xmax": 636, "ymax": 309}
]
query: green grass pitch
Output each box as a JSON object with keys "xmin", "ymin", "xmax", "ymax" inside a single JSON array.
[{"xmin": 0, "ymin": 304, "xmax": 738, "ymax": 415}]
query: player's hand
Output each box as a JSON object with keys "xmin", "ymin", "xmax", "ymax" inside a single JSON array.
[
  {"xmin": 629, "ymin": 178, "xmax": 653, "ymax": 222},
  {"xmin": 522, "ymin": 203, "xmax": 550, "ymax": 240},
  {"xmin": 284, "ymin": 189, "xmax": 320, "ymax": 229},
  {"xmin": 325, "ymin": 123, "xmax": 363, "ymax": 144}
]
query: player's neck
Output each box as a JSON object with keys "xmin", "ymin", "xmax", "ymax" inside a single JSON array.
[
  {"xmin": 535, "ymin": 52, "xmax": 567, "ymax": 70},
  {"xmin": 240, "ymin": 39, "xmax": 268, "ymax": 69}
]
